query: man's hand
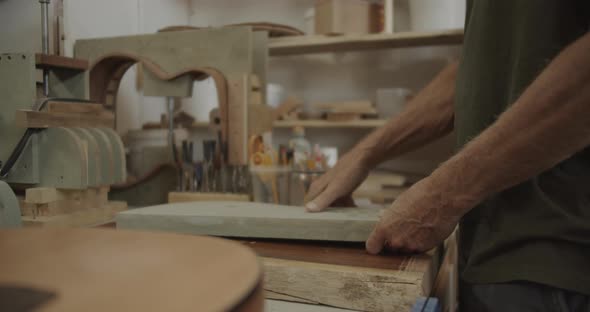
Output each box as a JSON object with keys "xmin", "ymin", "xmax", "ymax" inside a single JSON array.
[
  {"xmin": 365, "ymin": 178, "xmax": 463, "ymax": 254},
  {"xmin": 305, "ymin": 61, "xmax": 458, "ymax": 212},
  {"xmin": 305, "ymin": 151, "xmax": 370, "ymax": 212}
]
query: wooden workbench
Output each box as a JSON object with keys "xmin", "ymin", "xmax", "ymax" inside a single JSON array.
[{"xmin": 235, "ymin": 238, "xmax": 437, "ymax": 312}]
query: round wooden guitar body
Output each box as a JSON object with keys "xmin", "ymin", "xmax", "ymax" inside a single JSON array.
[{"xmin": 0, "ymin": 228, "xmax": 263, "ymax": 312}]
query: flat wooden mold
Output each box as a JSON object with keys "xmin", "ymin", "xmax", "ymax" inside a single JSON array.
[{"xmin": 116, "ymin": 201, "xmax": 382, "ymax": 242}]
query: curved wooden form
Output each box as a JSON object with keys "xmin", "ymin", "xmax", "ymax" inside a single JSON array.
[{"xmin": 88, "ymin": 52, "xmax": 229, "ymax": 142}]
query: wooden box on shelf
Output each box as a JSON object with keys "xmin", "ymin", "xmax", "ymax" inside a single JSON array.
[{"xmin": 315, "ymin": 0, "xmax": 382, "ymax": 35}]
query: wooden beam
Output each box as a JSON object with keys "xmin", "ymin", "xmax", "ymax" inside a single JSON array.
[
  {"xmin": 46, "ymin": 102, "xmax": 105, "ymax": 114},
  {"xmin": 35, "ymin": 53, "xmax": 89, "ymax": 71},
  {"xmin": 168, "ymin": 192, "xmax": 250, "ymax": 203},
  {"xmin": 262, "ymin": 257, "xmax": 430, "ymax": 311},
  {"xmin": 269, "ymin": 29, "xmax": 464, "ymax": 56},
  {"xmin": 15, "ymin": 110, "xmax": 114, "ymax": 128}
]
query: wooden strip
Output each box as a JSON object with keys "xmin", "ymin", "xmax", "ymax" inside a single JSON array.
[
  {"xmin": 269, "ymin": 29, "xmax": 464, "ymax": 56},
  {"xmin": 15, "ymin": 110, "xmax": 114, "ymax": 128},
  {"xmin": 46, "ymin": 102, "xmax": 105, "ymax": 114},
  {"xmin": 35, "ymin": 53, "xmax": 89, "ymax": 70},
  {"xmin": 249, "ymin": 90, "xmax": 263, "ymax": 105},
  {"xmin": 168, "ymin": 192, "xmax": 250, "ymax": 203},
  {"xmin": 272, "ymin": 97, "xmax": 302, "ymax": 120},
  {"xmin": 21, "ymin": 200, "xmax": 127, "ymax": 228},
  {"xmin": 227, "ymin": 74, "xmax": 248, "ymax": 165},
  {"xmin": 238, "ymin": 239, "xmax": 431, "ymax": 272},
  {"xmin": 261, "ymin": 257, "xmax": 426, "ymax": 312}
]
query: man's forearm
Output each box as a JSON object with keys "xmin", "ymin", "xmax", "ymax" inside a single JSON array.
[
  {"xmin": 356, "ymin": 61, "xmax": 459, "ymax": 167},
  {"xmin": 429, "ymin": 32, "xmax": 590, "ymax": 214}
]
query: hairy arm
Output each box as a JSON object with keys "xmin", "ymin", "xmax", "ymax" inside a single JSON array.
[
  {"xmin": 305, "ymin": 62, "xmax": 458, "ymax": 211},
  {"xmin": 367, "ymin": 32, "xmax": 590, "ymax": 253},
  {"xmin": 357, "ymin": 61, "xmax": 458, "ymax": 165}
]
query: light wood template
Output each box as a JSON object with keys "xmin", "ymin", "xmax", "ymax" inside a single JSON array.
[
  {"xmin": 15, "ymin": 109, "xmax": 115, "ymax": 128},
  {"xmin": 116, "ymin": 201, "xmax": 382, "ymax": 242}
]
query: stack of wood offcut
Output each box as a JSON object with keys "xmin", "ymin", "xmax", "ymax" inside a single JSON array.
[
  {"xmin": 314, "ymin": 100, "xmax": 378, "ymax": 121},
  {"xmin": 19, "ymin": 187, "xmax": 127, "ymax": 227}
]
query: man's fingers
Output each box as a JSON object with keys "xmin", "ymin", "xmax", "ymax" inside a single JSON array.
[
  {"xmin": 304, "ymin": 176, "xmax": 329, "ymax": 204},
  {"xmin": 305, "ymin": 187, "xmax": 340, "ymax": 212},
  {"xmin": 366, "ymin": 226, "xmax": 387, "ymax": 255}
]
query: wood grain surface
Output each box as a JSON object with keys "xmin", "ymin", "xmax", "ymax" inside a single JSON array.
[
  {"xmin": 116, "ymin": 201, "xmax": 382, "ymax": 242},
  {"xmin": 238, "ymin": 238, "xmax": 432, "ymax": 272},
  {"xmin": 0, "ymin": 228, "xmax": 263, "ymax": 312}
]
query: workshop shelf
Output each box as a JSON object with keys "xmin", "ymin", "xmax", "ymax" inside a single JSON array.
[
  {"xmin": 273, "ymin": 119, "xmax": 387, "ymax": 128},
  {"xmin": 268, "ymin": 29, "xmax": 463, "ymax": 56},
  {"xmin": 189, "ymin": 119, "xmax": 387, "ymax": 129}
]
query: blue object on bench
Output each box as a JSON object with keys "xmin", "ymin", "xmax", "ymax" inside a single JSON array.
[{"xmin": 411, "ymin": 297, "xmax": 441, "ymax": 312}]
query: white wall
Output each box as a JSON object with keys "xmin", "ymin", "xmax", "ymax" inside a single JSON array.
[
  {"xmin": 188, "ymin": 0, "xmax": 462, "ymax": 174},
  {"xmin": 63, "ymin": 0, "xmax": 190, "ymax": 134},
  {"xmin": 0, "ymin": 0, "xmax": 56, "ymax": 53}
]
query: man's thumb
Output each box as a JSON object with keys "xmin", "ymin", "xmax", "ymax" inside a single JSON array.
[{"xmin": 366, "ymin": 226, "xmax": 386, "ymax": 255}]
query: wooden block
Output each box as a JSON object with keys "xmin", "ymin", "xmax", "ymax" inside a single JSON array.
[
  {"xmin": 227, "ymin": 74, "xmax": 248, "ymax": 165},
  {"xmin": 116, "ymin": 201, "xmax": 382, "ymax": 242},
  {"xmin": 25, "ymin": 187, "xmax": 63, "ymax": 204},
  {"xmin": 35, "ymin": 53, "xmax": 89, "ymax": 71},
  {"xmin": 326, "ymin": 112, "xmax": 362, "ymax": 122},
  {"xmin": 262, "ymin": 257, "xmax": 429, "ymax": 311},
  {"xmin": 168, "ymin": 192, "xmax": 250, "ymax": 203},
  {"xmin": 26, "ymin": 187, "xmax": 106, "ymax": 204},
  {"xmin": 315, "ymin": 0, "xmax": 373, "ymax": 35},
  {"xmin": 46, "ymin": 102, "xmax": 105, "ymax": 114},
  {"xmin": 249, "ymin": 90, "xmax": 263, "ymax": 105},
  {"xmin": 15, "ymin": 110, "xmax": 115, "ymax": 128},
  {"xmin": 271, "ymin": 96, "xmax": 302, "ymax": 120},
  {"xmin": 248, "ymin": 105, "xmax": 274, "ymax": 136},
  {"xmin": 21, "ymin": 200, "xmax": 127, "ymax": 227},
  {"xmin": 250, "ymin": 74, "xmax": 261, "ymax": 90}
]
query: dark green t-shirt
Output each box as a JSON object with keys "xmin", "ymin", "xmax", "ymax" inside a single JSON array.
[{"xmin": 455, "ymin": 1, "xmax": 590, "ymax": 294}]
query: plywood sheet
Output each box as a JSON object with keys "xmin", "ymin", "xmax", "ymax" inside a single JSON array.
[{"xmin": 116, "ymin": 201, "xmax": 382, "ymax": 242}]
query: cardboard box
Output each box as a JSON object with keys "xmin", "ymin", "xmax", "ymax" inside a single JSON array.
[{"xmin": 315, "ymin": 0, "xmax": 382, "ymax": 35}]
